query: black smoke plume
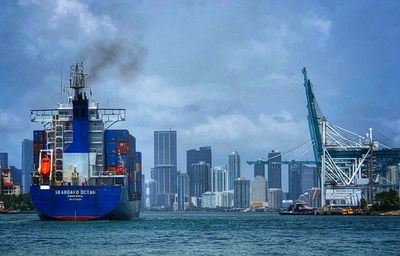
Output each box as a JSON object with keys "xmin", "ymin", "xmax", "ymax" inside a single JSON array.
[{"xmin": 81, "ymin": 38, "xmax": 146, "ymax": 83}]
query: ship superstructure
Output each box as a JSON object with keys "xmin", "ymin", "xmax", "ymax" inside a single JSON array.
[{"xmin": 30, "ymin": 63, "xmax": 142, "ymax": 220}]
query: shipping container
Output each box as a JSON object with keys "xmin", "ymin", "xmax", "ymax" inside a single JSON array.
[
  {"xmin": 120, "ymin": 154, "xmax": 129, "ymax": 168},
  {"xmin": 104, "ymin": 130, "xmax": 117, "ymax": 143},
  {"xmin": 105, "ymin": 142, "xmax": 117, "ymax": 154},
  {"xmin": 116, "ymin": 142, "xmax": 129, "ymax": 154},
  {"xmin": 33, "ymin": 153, "xmax": 39, "ymax": 169},
  {"xmin": 105, "ymin": 129, "xmax": 129, "ymax": 142},
  {"xmin": 33, "ymin": 130, "xmax": 45, "ymax": 143},
  {"xmin": 105, "ymin": 153, "xmax": 130, "ymax": 168},
  {"xmin": 105, "ymin": 153, "xmax": 118, "ymax": 167},
  {"xmin": 129, "ymin": 135, "xmax": 136, "ymax": 149},
  {"xmin": 33, "ymin": 143, "xmax": 44, "ymax": 154}
]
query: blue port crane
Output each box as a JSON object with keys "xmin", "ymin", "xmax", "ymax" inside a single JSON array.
[
  {"xmin": 302, "ymin": 68, "xmax": 323, "ymax": 166},
  {"xmin": 248, "ymin": 67, "xmax": 400, "ymax": 205}
]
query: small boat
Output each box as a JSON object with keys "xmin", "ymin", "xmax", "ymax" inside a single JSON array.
[{"xmin": 279, "ymin": 202, "xmax": 315, "ymax": 215}]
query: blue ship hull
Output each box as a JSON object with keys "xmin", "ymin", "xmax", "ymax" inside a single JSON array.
[{"xmin": 30, "ymin": 185, "xmax": 140, "ymax": 221}]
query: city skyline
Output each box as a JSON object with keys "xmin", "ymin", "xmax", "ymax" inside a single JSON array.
[{"xmin": 1, "ymin": 1, "xmax": 400, "ymax": 186}]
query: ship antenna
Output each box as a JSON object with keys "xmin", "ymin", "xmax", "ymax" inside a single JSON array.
[{"xmin": 60, "ymin": 68, "xmax": 63, "ymax": 103}]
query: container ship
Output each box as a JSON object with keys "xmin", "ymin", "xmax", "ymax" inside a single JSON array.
[{"xmin": 30, "ymin": 63, "xmax": 142, "ymax": 220}]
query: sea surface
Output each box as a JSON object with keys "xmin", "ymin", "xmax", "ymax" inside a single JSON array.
[{"xmin": 0, "ymin": 212, "xmax": 399, "ymax": 256}]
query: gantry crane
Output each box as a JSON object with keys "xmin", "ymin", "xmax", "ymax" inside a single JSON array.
[{"xmin": 248, "ymin": 68, "xmax": 400, "ymax": 207}]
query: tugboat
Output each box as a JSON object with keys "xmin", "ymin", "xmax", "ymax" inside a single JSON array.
[{"xmin": 279, "ymin": 202, "xmax": 315, "ymax": 215}]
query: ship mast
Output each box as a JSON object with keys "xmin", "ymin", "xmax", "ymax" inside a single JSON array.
[{"xmin": 69, "ymin": 62, "xmax": 87, "ymax": 100}]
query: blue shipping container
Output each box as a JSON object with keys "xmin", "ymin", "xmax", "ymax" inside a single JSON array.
[
  {"xmin": 129, "ymin": 135, "xmax": 136, "ymax": 149},
  {"xmin": 105, "ymin": 130, "xmax": 129, "ymax": 142},
  {"xmin": 105, "ymin": 142, "xmax": 117, "ymax": 154},
  {"xmin": 33, "ymin": 130, "xmax": 45, "ymax": 143},
  {"xmin": 104, "ymin": 130, "xmax": 117, "ymax": 143},
  {"xmin": 105, "ymin": 153, "xmax": 118, "ymax": 167},
  {"xmin": 105, "ymin": 153, "xmax": 130, "ymax": 168}
]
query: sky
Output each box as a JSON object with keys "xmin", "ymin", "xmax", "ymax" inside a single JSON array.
[{"xmin": 1, "ymin": 0, "xmax": 400, "ymax": 188}]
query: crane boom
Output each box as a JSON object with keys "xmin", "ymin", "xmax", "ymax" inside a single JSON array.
[{"xmin": 302, "ymin": 68, "xmax": 323, "ymax": 165}]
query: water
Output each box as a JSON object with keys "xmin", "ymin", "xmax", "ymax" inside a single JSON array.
[{"xmin": 1, "ymin": 212, "xmax": 399, "ymax": 256}]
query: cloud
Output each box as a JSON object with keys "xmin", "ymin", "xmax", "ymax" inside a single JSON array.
[
  {"xmin": 0, "ymin": 111, "xmax": 23, "ymax": 131},
  {"xmin": 302, "ymin": 15, "xmax": 332, "ymax": 42},
  {"xmin": 181, "ymin": 111, "xmax": 308, "ymax": 153},
  {"xmin": 50, "ymin": 0, "xmax": 116, "ymax": 35},
  {"xmin": 394, "ymin": 119, "xmax": 400, "ymax": 144}
]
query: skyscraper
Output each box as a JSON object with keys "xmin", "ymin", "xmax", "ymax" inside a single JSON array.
[
  {"xmin": 228, "ymin": 151, "xmax": 240, "ymax": 190},
  {"xmin": 0, "ymin": 153, "xmax": 8, "ymax": 169},
  {"xmin": 211, "ymin": 166, "xmax": 227, "ymax": 192},
  {"xmin": 21, "ymin": 139, "xmax": 33, "ymax": 194},
  {"xmin": 268, "ymin": 150, "xmax": 281, "ymax": 189},
  {"xmin": 186, "ymin": 146, "xmax": 212, "ymax": 196},
  {"xmin": 10, "ymin": 166, "xmax": 22, "ymax": 187},
  {"xmin": 268, "ymin": 188, "xmax": 283, "ymax": 210},
  {"xmin": 190, "ymin": 161, "xmax": 211, "ymax": 197},
  {"xmin": 254, "ymin": 162, "xmax": 265, "ymax": 178},
  {"xmin": 251, "ymin": 175, "xmax": 266, "ymax": 205},
  {"xmin": 234, "ymin": 177, "xmax": 250, "ymax": 209},
  {"xmin": 177, "ymin": 173, "xmax": 190, "ymax": 211},
  {"xmin": 301, "ymin": 166, "xmax": 317, "ymax": 193},
  {"xmin": 145, "ymin": 178, "xmax": 157, "ymax": 209},
  {"xmin": 186, "ymin": 146, "xmax": 212, "ymax": 172},
  {"xmin": 288, "ymin": 164, "xmax": 302, "ymax": 200},
  {"xmin": 289, "ymin": 164, "xmax": 318, "ymax": 201},
  {"xmin": 152, "ymin": 130, "xmax": 177, "ymax": 207}
]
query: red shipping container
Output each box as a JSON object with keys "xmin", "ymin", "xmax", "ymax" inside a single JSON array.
[
  {"xmin": 33, "ymin": 143, "xmax": 43, "ymax": 154},
  {"xmin": 117, "ymin": 142, "xmax": 129, "ymax": 154},
  {"xmin": 136, "ymin": 163, "xmax": 142, "ymax": 173}
]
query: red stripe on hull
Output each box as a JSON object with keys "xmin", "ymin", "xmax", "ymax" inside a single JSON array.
[{"xmin": 53, "ymin": 216, "xmax": 98, "ymax": 221}]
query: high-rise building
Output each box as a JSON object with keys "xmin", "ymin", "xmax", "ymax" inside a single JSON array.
[
  {"xmin": 228, "ymin": 151, "xmax": 240, "ymax": 190},
  {"xmin": 21, "ymin": 139, "xmax": 33, "ymax": 194},
  {"xmin": 268, "ymin": 188, "xmax": 282, "ymax": 210},
  {"xmin": 177, "ymin": 173, "xmax": 190, "ymax": 211},
  {"xmin": 1, "ymin": 169, "xmax": 20, "ymax": 195},
  {"xmin": 211, "ymin": 166, "xmax": 227, "ymax": 192},
  {"xmin": 0, "ymin": 153, "xmax": 8, "ymax": 169},
  {"xmin": 268, "ymin": 150, "xmax": 281, "ymax": 189},
  {"xmin": 234, "ymin": 177, "xmax": 250, "ymax": 209},
  {"xmin": 289, "ymin": 164, "xmax": 317, "ymax": 201},
  {"xmin": 10, "ymin": 166, "xmax": 22, "ymax": 187},
  {"xmin": 386, "ymin": 166, "xmax": 399, "ymax": 187},
  {"xmin": 301, "ymin": 166, "xmax": 317, "ymax": 193},
  {"xmin": 145, "ymin": 178, "xmax": 157, "ymax": 209},
  {"xmin": 251, "ymin": 175, "xmax": 266, "ymax": 205},
  {"xmin": 220, "ymin": 190, "xmax": 234, "ymax": 208},
  {"xmin": 191, "ymin": 161, "xmax": 211, "ymax": 197},
  {"xmin": 254, "ymin": 162, "xmax": 265, "ymax": 178},
  {"xmin": 141, "ymin": 174, "xmax": 146, "ymax": 210},
  {"xmin": 201, "ymin": 191, "xmax": 217, "ymax": 208},
  {"xmin": 288, "ymin": 164, "xmax": 302, "ymax": 200},
  {"xmin": 186, "ymin": 147, "xmax": 212, "ymax": 172},
  {"xmin": 186, "ymin": 147, "xmax": 212, "ymax": 196},
  {"xmin": 152, "ymin": 130, "xmax": 177, "ymax": 207}
]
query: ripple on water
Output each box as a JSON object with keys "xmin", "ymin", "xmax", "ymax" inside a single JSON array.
[{"xmin": 1, "ymin": 213, "xmax": 399, "ymax": 256}]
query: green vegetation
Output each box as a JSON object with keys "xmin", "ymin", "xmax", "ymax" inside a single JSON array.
[
  {"xmin": 0, "ymin": 193, "xmax": 34, "ymax": 212},
  {"xmin": 360, "ymin": 198, "xmax": 368, "ymax": 210},
  {"xmin": 372, "ymin": 189, "xmax": 400, "ymax": 212}
]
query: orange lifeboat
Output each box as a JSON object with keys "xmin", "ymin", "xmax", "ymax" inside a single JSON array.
[
  {"xmin": 115, "ymin": 165, "xmax": 125, "ymax": 175},
  {"xmin": 40, "ymin": 156, "xmax": 51, "ymax": 179}
]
